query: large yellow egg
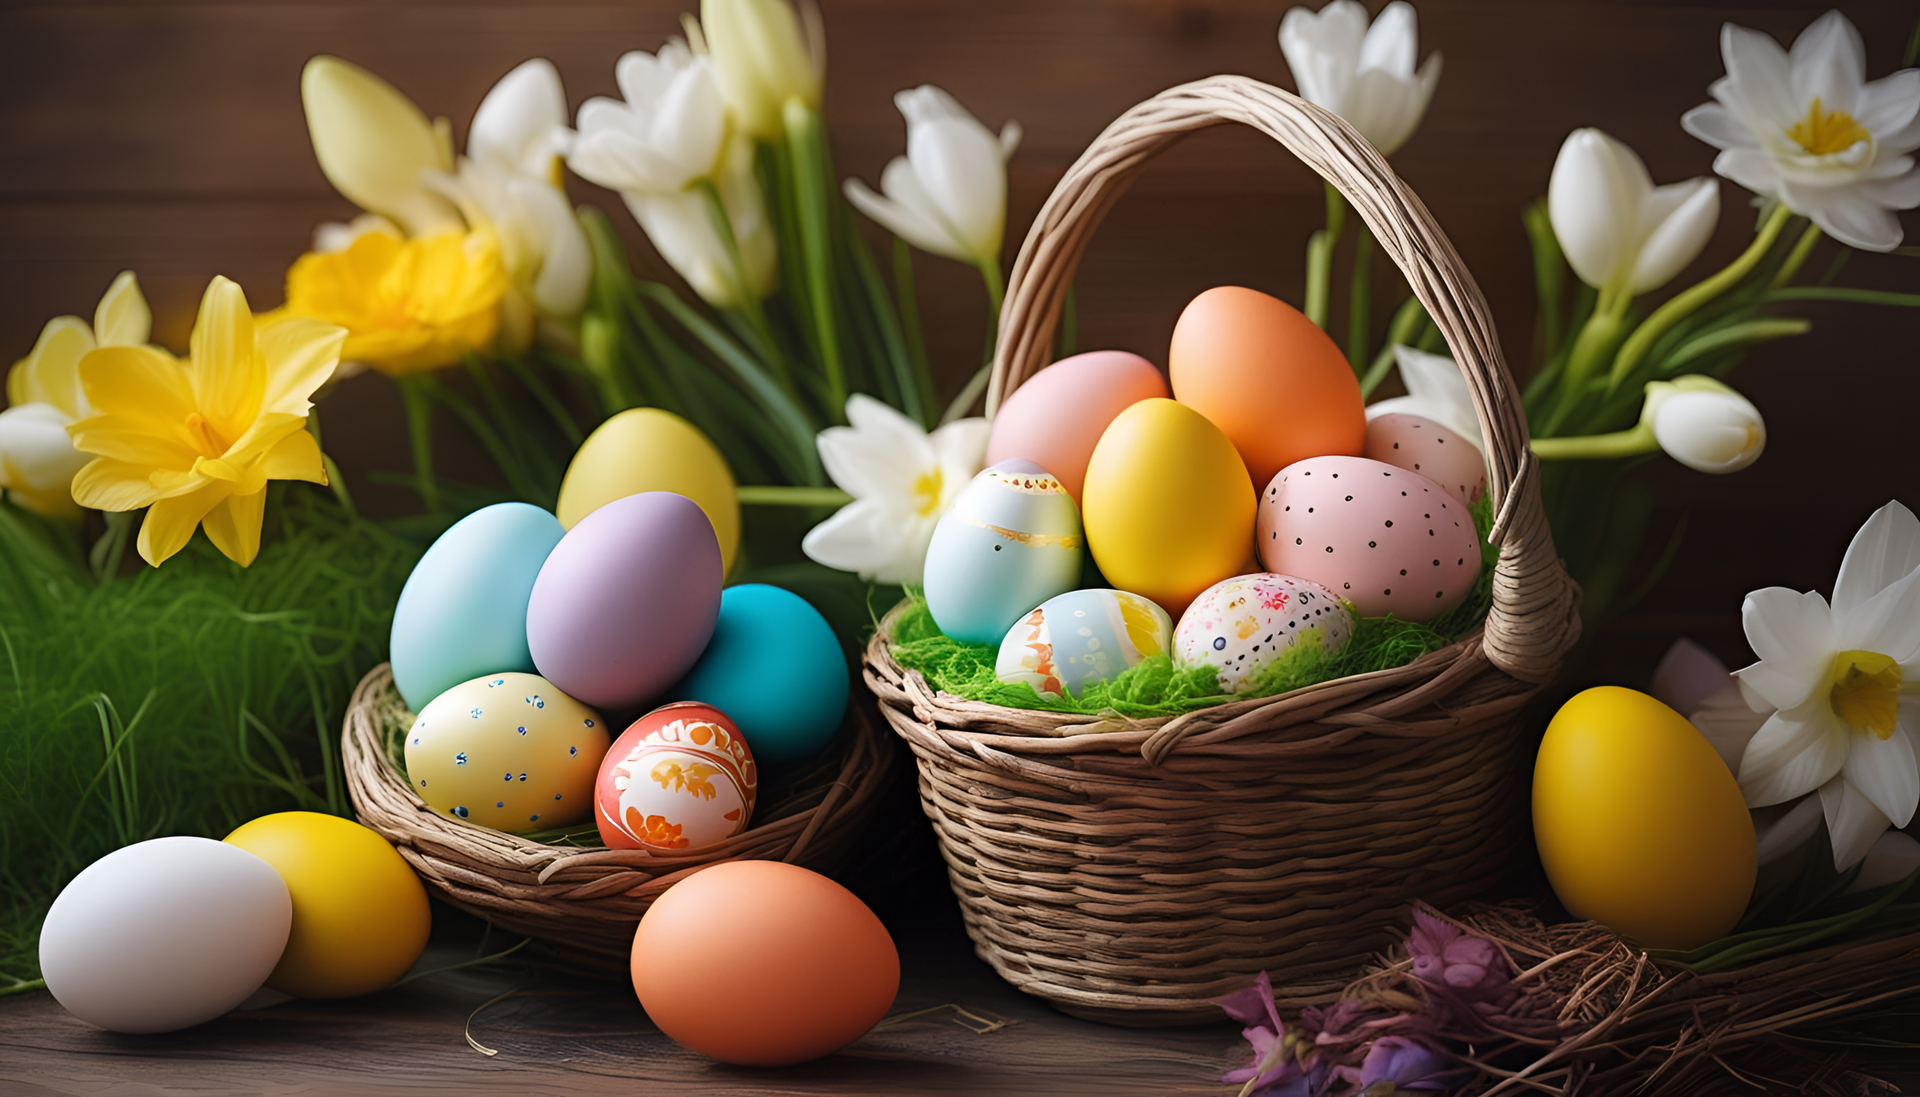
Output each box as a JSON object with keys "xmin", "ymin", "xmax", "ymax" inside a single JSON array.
[
  {"xmin": 224, "ymin": 812, "xmax": 430, "ymax": 998},
  {"xmin": 556, "ymin": 408, "xmax": 741, "ymax": 574},
  {"xmin": 1081, "ymin": 398, "xmax": 1255, "ymax": 618},
  {"xmin": 1533, "ymin": 687, "xmax": 1756, "ymax": 949}
]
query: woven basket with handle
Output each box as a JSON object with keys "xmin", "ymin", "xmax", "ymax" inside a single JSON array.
[
  {"xmin": 342, "ymin": 663, "xmax": 895, "ymax": 966},
  {"xmin": 864, "ymin": 75, "xmax": 1583, "ymax": 1026}
]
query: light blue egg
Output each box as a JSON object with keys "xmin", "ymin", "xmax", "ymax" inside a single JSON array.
[
  {"xmin": 391, "ymin": 503, "xmax": 565, "ymax": 712},
  {"xmin": 995, "ymin": 588, "xmax": 1172, "ymax": 698},
  {"xmin": 670, "ymin": 584, "xmax": 849, "ymax": 773},
  {"xmin": 923, "ymin": 460, "xmax": 1083, "ymax": 644}
]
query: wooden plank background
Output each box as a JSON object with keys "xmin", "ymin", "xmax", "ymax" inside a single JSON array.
[{"xmin": 0, "ymin": 0, "xmax": 1914, "ymax": 688}]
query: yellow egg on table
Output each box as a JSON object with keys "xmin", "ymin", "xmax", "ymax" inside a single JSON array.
[
  {"xmin": 1532, "ymin": 686, "xmax": 1756, "ymax": 950},
  {"xmin": 1081, "ymin": 398, "xmax": 1255, "ymax": 618},
  {"xmin": 224, "ymin": 811, "xmax": 430, "ymax": 999},
  {"xmin": 556, "ymin": 407, "xmax": 741, "ymax": 575}
]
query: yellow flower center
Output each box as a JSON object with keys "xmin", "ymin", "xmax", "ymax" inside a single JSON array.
[
  {"xmin": 184, "ymin": 412, "xmax": 230, "ymax": 459},
  {"xmin": 1829, "ymin": 649, "xmax": 1902, "ymax": 740},
  {"xmin": 1787, "ymin": 98, "xmax": 1870, "ymax": 157},
  {"xmin": 913, "ymin": 467, "xmax": 945, "ymax": 518}
]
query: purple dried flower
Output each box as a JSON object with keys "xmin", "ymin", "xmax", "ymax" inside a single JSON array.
[
  {"xmin": 1215, "ymin": 972, "xmax": 1312, "ymax": 1097},
  {"xmin": 1344, "ymin": 1035, "xmax": 1463, "ymax": 1093},
  {"xmin": 1409, "ymin": 909, "xmax": 1509, "ymax": 991}
]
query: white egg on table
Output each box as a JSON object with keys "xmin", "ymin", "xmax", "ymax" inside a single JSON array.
[{"xmin": 39, "ymin": 836, "xmax": 292, "ymax": 1033}]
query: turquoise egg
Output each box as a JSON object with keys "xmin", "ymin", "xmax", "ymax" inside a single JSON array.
[
  {"xmin": 995, "ymin": 589, "xmax": 1173, "ymax": 698},
  {"xmin": 923, "ymin": 460, "xmax": 1084, "ymax": 644},
  {"xmin": 670, "ymin": 584, "xmax": 849, "ymax": 773},
  {"xmin": 390, "ymin": 503, "xmax": 565, "ymax": 712}
]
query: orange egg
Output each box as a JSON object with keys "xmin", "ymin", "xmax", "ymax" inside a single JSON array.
[
  {"xmin": 1169, "ymin": 286, "xmax": 1366, "ymax": 489},
  {"xmin": 986, "ymin": 350, "xmax": 1170, "ymax": 502},
  {"xmin": 632, "ymin": 861, "xmax": 898, "ymax": 1065}
]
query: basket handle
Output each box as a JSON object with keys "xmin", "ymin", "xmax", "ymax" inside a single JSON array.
[{"xmin": 985, "ymin": 75, "xmax": 1579, "ymax": 684}]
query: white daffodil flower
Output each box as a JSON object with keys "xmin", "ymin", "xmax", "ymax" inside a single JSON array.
[
  {"xmin": 1734, "ymin": 500, "xmax": 1920, "ymax": 870},
  {"xmin": 1548, "ymin": 128, "xmax": 1721, "ymax": 296},
  {"xmin": 701, "ymin": 0, "xmax": 821, "ymax": 141},
  {"xmin": 0, "ymin": 271, "xmax": 149, "ymax": 518},
  {"xmin": 302, "ymin": 56, "xmax": 464, "ymax": 239},
  {"xmin": 1642, "ymin": 375, "xmax": 1766, "ymax": 474},
  {"xmin": 1365, "ymin": 345, "xmax": 1484, "ymax": 454},
  {"xmin": 802, "ymin": 394, "xmax": 990, "ymax": 585},
  {"xmin": 1681, "ymin": 10, "xmax": 1920, "ymax": 252},
  {"xmin": 844, "ymin": 86, "xmax": 1021, "ymax": 269},
  {"xmin": 1846, "ymin": 830, "xmax": 1920, "ymax": 893},
  {"xmin": 565, "ymin": 42, "xmax": 776, "ymax": 309},
  {"xmin": 1278, "ymin": 0, "xmax": 1442, "ymax": 156}
]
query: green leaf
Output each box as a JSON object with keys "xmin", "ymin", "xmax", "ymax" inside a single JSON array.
[{"xmin": 1659, "ymin": 316, "xmax": 1812, "ymax": 373}]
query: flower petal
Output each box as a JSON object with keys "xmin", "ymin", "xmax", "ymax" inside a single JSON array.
[
  {"xmin": 1856, "ymin": 69, "xmax": 1920, "ymax": 146},
  {"xmin": 1549, "ymin": 128, "xmax": 1648, "ymax": 289},
  {"xmin": 73, "ymin": 344, "xmax": 200, "ymax": 455},
  {"xmin": 469, "ymin": 58, "xmax": 567, "ymax": 175},
  {"xmin": 1847, "ymin": 830, "xmax": 1920, "ymax": 894},
  {"xmin": 256, "ymin": 315, "xmax": 345, "ymax": 417},
  {"xmin": 92, "ymin": 270, "xmax": 151, "ymax": 349},
  {"xmin": 1841, "ymin": 723, "xmax": 1919, "ymax": 828},
  {"xmin": 136, "ymin": 479, "xmax": 229, "ymax": 567},
  {"xmin": 905, "ymin": 105, "xmax": 1008, "ymax": 263},
  {"xmin": 845, "ymin": 173, "xmax": 959, "ymax": 260},
  {"xmin": 256, "ymin": 427, "xmax": 329, "ymax": 484},
  {"xmin": 200, "ymin": 488, "xmax": 267, "ymax": 567},
  {"xmin": 1831, "ymin": 501, "xmax": 1920, "ymax": 622},
  {"xmin": 1681, "ymin": 102, "xmax": 1760, "ymax": 152},
  {"xmin": 1279, "ymin": 0, "xmax": 1366, "ymax": 112},
  {"xmin": 802, "ymin": 498, "xmax": 928, "ymax": 584},
  {"xmin": 1356, "ymin": 1, "xmax": 1416, "ymax": 79},
  {"xmin": 1738, "ymin": 697, "xmax": 1849, "ymax": 806},
  {"xmin": 514, "ymin": 179, "xmax": 592, "ymax": 318},
  {"xmin": 188, "ymin": 277, "xmax": 268, "ymax": 443},
  {"xmin": 818, "ymin": 394, "xmax": 937, "ymax": 502},
  {"xmin": 1786, "ymin": 9, "xmax": 1866, "ymax": 117},
  {"xmin": 1734, "ymin": 586, "xmax": 1835, "ymax": 710},
  {"xmin": 1631, "ymin": 177, "xmax": 1719, "ymax": 293},
  {"xmin": 0, "ymin": 404, "xmax": 88, "ymax": 492},
  {"xmin": 1720, "ymin": 22, "xmax": 1800, "ymax": 132},
  {"xmin": 1807, "ymin": 191, "xmax": 1904, "ymax": 252},
  {"xmin": 12, "ymin": 315, "xmax": 95, "ymax": 415},
  {"xmin": 67, "ymin": 458, "xmax": 168, "ymax": 512},
  {"xmin": 1820, "ymin": 770, "xmax": 1893, "ymax": 872},
  {"xmin": 1838, "ymin": 561, "xmax": 1920, "ymax": 662}
]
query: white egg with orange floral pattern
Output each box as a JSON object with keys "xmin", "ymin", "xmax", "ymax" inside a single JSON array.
[
  {"xmin": 1173, "ymin": 574, "xmax": 1353, "ymax": 692},
  {"xmin": 594, "ymin": 702, "xmax": 758, "ymax": 851}
]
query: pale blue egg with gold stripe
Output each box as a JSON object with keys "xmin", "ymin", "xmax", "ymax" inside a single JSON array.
[{"xmin": 923, "ymin": 460, "xmax": 1083, "ymax": 644}]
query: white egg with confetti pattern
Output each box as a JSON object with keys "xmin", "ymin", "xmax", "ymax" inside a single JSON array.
[
  {"xmin": 923, "ymin": 460, "xmax": 1084, "ymax": 644},
  {"xmin": 994, "ymin": 588, "xmax": 1173, "ymax": 699},
  {"xmin": 402, "ymin": 672, "xmax": 610, "ymax": 833},
  {"xmin": 1174, "ymin": 574, "xmax": 1354, "ymax": 692}
]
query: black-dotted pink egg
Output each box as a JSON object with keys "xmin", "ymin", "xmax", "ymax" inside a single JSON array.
[
  {"xmin": 1173, "ymin": 573, "xmax": 1353, "ymax": 692},
  {"xmin": 1256, "ymin": 455, "xmax": 1481, "ymax": 622}
]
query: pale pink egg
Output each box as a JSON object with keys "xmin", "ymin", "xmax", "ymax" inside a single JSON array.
[
  {"xmin": 1364, "ymin": 413, "xmax": 1486, "ymax": 506},
  {"xmin": 987, "ymin": 351, "xmax": 1169, "ymax": 503},
  {"xmin": 1257, "ymin": 455, "xmax": 1481, "ymax": 622}
]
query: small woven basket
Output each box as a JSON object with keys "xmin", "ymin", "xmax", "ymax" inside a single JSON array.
[
  {"xmin": 343, "ymin": 663, "xmax": 895, "ymax": 966},
  {"xmin": 865, "ymin": 75, "xmax": 1583, "ymax": 1025}
]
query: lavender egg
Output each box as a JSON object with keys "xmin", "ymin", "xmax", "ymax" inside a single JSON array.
[{"xmin": 526, "ymin": 492, "xmax": 722, "ymax": 711}]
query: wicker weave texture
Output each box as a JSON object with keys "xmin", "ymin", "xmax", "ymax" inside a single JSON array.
[
  {"xmin": 344, "ymin": 663, "xmax": 895, "ymax": 966},
  {"xmin": 866, "ymin": 75, "xmax": 1582, "ymax": 1025}
]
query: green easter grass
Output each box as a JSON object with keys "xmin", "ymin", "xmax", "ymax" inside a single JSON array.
[
  {"xmin": 0, "ymin": 485, "xmax": 418, "ymax": 991},
  {"xmin": 891, "ymin": 494, "xmax": 1497, "ymax": 718}
]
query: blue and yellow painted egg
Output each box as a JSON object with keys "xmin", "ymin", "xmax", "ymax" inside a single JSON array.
[{"xmin": 994, "ymin": 588, "xmax": 1173, "ymax": 699}]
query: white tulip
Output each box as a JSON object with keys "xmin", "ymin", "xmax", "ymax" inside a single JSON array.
[
  {"xmin": 844, "ymin": 86, "xmax": 1021, "ymax": 269},
  {"xmin": 301, "ymin": 56, "xmax": 463, "ymax": 239},
  {"xmin": 1, "ymin": 272, "xmax": 150, "ymax": 518},
  {"xmin": 1682, "ymin": 10, "xmax": 1920, "ymax": 252},
  {"xmin": 566, "ymin": 43, "xmax": 728, "ymax": 195},
  {"xmin": 1642, "ymin": 375, "xmax": 1766, "ymax": 474},
  {"xmin": 468, "ymin": 58, "xmax": 570, "ymax": 180},
  {"xmin": 701, "ymin": 0, "xmax": 821, "ymax": 141},
  {"xmin": 1549, "ymin": 128, "xmax": 1721, "ymax": 296},
  {"xmin": 1278, "ymin": 0, "xmax": 1441, "ymax": 156},
  {"xmin": 802, "ymin": 394, "xmax": 990, "ymax": 585},
  {"xmin": 619, "ymin": 135, "xmax": 778, "ymax": 309}
]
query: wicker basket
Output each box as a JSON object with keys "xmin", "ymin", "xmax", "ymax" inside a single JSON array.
[
  {"xmin": 343, "ymin": 662, "xmax": 895, "ymax": 965},
  {"xmin": 864, "ymin": 75, "xmax": 1583, "ymax": 1026}
]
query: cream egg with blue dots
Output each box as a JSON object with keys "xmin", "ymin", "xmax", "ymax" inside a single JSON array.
[
  {"xmin": 402, "ymin": 671, "xmax": 609, "ymax": 833},
  {"xmin": 1173, "ymin": 574, "xmax": 1354, "ymax": 692},
  {"xmin": 993, "ymin": 588, "xmax": 1172, "ymax": 699}
]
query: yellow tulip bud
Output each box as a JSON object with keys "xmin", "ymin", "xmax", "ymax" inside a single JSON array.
[{"xmin": 301, "ymin": 56, "xmax": 464, "ymax": 237}]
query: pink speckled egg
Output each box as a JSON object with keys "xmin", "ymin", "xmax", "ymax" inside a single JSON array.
[
  {"xmin": 1257, "ymin": 456, "xmax": 1481, "ymax": 622},
  {"xmin": 1364, "ymin": 413, "xmax": 1486, "ymax": 506},
  {"xmin": 1173, "ymin": 574, "xmax": 1353, "ymax": 692},
  {"xmin": 986, "ymin": 351, "xmax": 1169, "ymax": 503}
]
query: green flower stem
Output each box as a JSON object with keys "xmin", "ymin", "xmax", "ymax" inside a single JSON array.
[
  {"xmin": 695, "ymin": 179, "xmax": 790, "ymax": 392},
  {"xmin": 395, "ymin": 374, "xmax": 441, "ymax": 513},
  {"xmin": 977, "ymin": 257, "xmax": 1005, "ymax": 366},
  {"xmin": 1359, "ymin": 294, "xmax": 1430, "ymax": 398},
  {"xmin": 893, "ymin": 236, "xmax": 936, "ymax": 427},
  {"xmin": 1606, "ymin": 202, "xmax": 1792, "ymax": 392},
  {"xmin": 784, "ymin": 99, "xmax": 847, "ymax": 422},
  {"xmin": 939, "ymin": 259, "xmax": 1008, "ymax": 426},
  {"xmin": 1346, "ymin": 222, "xmax": 1374, "ymax": 372},
  {"xmin": 1531, "ymin": 422, "xmax": 1658, "ymax": 461},
  {"xmin": 1765, "ymin": 286, "xmax": 1920, "ymax": 308},
  {"xmin": 1305, "ymin": 183, "xmax": 1346, "ymax": 330},
  {"xmin": 1541, "ymin": 307, "xmax": 1627, "ymax": 437},
  {"xmin": 1, "ymin": 979, "xmax": 45, "ymax": 998},
  {"xmin": 736, "ymin": 485, "xmax": 854, "ymax": 507},
  {"xmin": 1523, "ymin": 198, "xmax": 1567, "ymax": 360},
  {"xmin": 303, "ymin": 410, "xmax": 357, "ymax": 521},
  {"xmin": 1770, "ymin": 221, "xmax": 1825, "ymax": 288}
]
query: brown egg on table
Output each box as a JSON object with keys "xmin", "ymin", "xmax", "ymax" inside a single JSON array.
[
  {"xmin": 1169, "ymin": 286, "xmax": 1366, "ymax": 490},
  {"xmin": 986, "ymin": 350, "xmax": 1170, "ymax": 503},
  {"xmin": 1365, "ymin": 412, "xmax": 1487, "ymax": 506}
]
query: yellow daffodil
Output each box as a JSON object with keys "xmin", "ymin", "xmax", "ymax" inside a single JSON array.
[
  {"xmin": 274, "ymin": 227, "xmax": 506, "ymax": 377},
  {"xmin": 1, "ymin": 271, "xmax": 150, "ymax": 519},
  {"xmin": 66, "ymin": 276, "xmax": 345, "ymax": 567}
]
